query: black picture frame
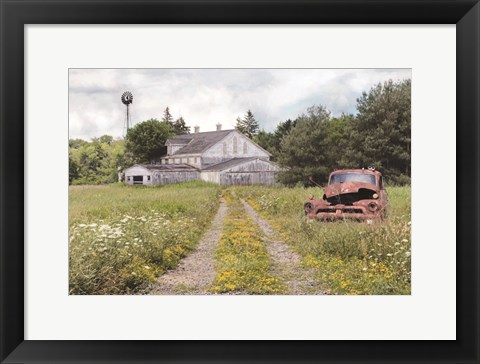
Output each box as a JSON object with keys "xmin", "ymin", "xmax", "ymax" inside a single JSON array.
[{"xmin": 1, "ymin": 1, "xmax": 478, "ymax": 363}]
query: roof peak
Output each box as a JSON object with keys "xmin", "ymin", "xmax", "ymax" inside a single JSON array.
[{"xmin": 169, "ymin": 129, "xmax": 235, "ymax": 138}]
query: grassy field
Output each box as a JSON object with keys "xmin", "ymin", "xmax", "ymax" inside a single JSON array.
[
  {"xmin": 69, "ymin": 182, "xmax": 410, "ymax": 295},
  {"xmin": 233, "ymin": 185, "xmax": 411, "ymax": 294},
  {"xmin": 69, "ymin": 181, "xmax": 221, "ymax": 294}
]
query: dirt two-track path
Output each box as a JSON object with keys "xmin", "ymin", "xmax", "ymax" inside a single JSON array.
[
  {"xmin": 149, "ymin": 198, "xmax": 228, "ymax": 295},
  {"xmin": 240, "ymin": 199, "xmax": 326, "ymax": 295},
  {"xmin": 149, "ymin": 196, "xmax": 325, "ymax": 295}
]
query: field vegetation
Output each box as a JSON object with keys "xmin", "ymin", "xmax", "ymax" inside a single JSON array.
[
  {"xmin": 211, "ymin": 191, "xmax": 284, "ymax": 294},
  {"xmin": 69, "ymin": 181, "xmax": 220, "ymax": 294},
  {"xmin": 233, "ymin": 185, "xmax": 411, "ymax": 295},
  {"xmin": 69, "ymin": 183, "xmax": 410, "ymax": 295}
]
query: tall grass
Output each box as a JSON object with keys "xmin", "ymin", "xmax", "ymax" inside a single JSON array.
[
  {"xmin": 233, "ymin": 185, "xmax": 411, "ymax": 295},
  {"xmin": 69, "ymin": 181, "xmax": 221, "ymax": 294}
]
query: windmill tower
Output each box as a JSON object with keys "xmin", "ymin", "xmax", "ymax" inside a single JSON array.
[{"xmin": 121, "ymin": 91, "xmax": 133, "ymax": 134}]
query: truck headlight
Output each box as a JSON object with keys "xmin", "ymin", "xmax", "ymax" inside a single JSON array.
[
  {"xmin": 368, "ymin": 202, "xmax": 378, "ymax": 212},
  {"xmin": 304, "ymin": 202, "xmax": 314, "ymax": 212}
]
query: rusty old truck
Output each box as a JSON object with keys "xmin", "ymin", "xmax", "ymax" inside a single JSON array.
[{"xmin": 304, "ymin": 168, "xmax": 388, "ymax": 221}]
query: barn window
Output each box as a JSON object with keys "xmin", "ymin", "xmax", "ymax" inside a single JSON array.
[
  {"xmin": 127, "ymin": 176, "xmax": 131, "ymax": 181},
  {"xmin": 243, "ymin": 141, "xmax": 248, "ymax": 154},
  {"xmin": 133, "ymin": 176, "xmax": 143, "ymax": 184},
  {"xmin": 147, "ymin": 176, "xmax": 151, "ymax": 181},
  {"xmin": 233, "ymin": 136, "xmax": 238, "ymax": 154},
  {"xmin": 195, "ymin": 157, "xmax": 198, "ymax": 163},
  {"xmin": 223, "ymin": 142, "xmax": 227, "ymax": 156}
]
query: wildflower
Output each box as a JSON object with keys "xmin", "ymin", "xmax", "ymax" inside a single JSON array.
[
  {"xmin": 144, "ymin": 266, "xmax": 150, "ymax": 270},
  {"xmin": 402, "ymin": 239, "xmax": 408, "ymax": 243}
]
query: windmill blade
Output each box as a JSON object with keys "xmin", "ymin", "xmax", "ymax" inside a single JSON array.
[{"xmin": 121, "ymin": 91, "xmax": 133, "ymax": 105}]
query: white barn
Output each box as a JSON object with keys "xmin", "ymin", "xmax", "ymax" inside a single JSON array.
[{"xmin": 124, "ymin": 126, "xmax": 281, "ymax": 186}]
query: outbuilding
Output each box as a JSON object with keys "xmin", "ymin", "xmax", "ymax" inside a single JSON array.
[{"xmin": 124, "ymin": 164, "xmax": 200, "ymax": 185}]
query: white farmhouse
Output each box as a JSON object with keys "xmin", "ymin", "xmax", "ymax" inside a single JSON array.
[{"xmin": 124, "ymin": 125, "xmax": 281, "ymax": 185}]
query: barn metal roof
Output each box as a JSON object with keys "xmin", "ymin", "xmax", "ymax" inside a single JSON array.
[
  {"xmin": 166, "ymin": 129, "xmax": 234, "ymax": 155},
  {"xmin": 136, "ymin": 164, "xmax": 199, "ymax": 172},
  {"xmin": 202, "ymin": 157, "xmax": 262, "ymax": 171}
]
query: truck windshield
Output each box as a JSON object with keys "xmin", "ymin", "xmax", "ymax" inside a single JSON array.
[{"xmin": 329, "ymin": 173, "xmax": 376, "ymax": 185}]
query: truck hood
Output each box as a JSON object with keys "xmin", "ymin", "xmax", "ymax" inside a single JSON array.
[{"xmin": 325, "ymin": 181, "xmax": 378, "ymax": 198}]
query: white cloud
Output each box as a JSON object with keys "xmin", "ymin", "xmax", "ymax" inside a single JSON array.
[{"xmin": 69, "ymin": 68, "xmax": 411, "ymax": 140}]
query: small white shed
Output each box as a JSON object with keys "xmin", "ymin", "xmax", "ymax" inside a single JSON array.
[{"xmin": 124, "ymin": 164, "xmax": 199, "ymax": 185}]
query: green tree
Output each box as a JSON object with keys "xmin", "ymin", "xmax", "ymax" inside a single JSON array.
[
  {"xmin": 95, "ymin": 135, "xmax": 114, "ymax": 145},
  {"xmin": 349, "ymin": 79, "xmax": 411, "ymax": 183},
  {"xmin": 69, "ymin": 136, "xmax": 125, "ymax": 185},
  {"xmin": 253, "ymin": 130, "xmax": 276, "ymax": 155},
  {"xmin": 325, "ymin": 114, "xmax": 355, "ymax": 169},
  {"xmin": 235, "ymin": 110, "xmax": 259, "ymax": 138},
  {"xmin": 125, "ymin": 118, "xmax": 175, "ymax": 163},
  {"xmin": 277, "ymin": 105, "xmax": 331, "ymax": 185},
  {"xmin": 69, "ymin": 138, "xmax": 88, "ymax": 149},
  {"xmin": 162, "ymin": 107, "xmax": 174, "ymax": 125},
  {"xmin": 69, "ymin": 154, "xmax": 79, "ymax": 183},
  {"xmin": 274, "ymin": 118, "xmax": 296, "ymax": 143},
  {"xmin": 173, "ymin": 116, "xmax": 190, "ymax": 135}
]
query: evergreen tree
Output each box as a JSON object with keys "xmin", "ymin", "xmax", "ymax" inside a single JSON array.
[
  {"xmin": 173, "ymin": 116, "xmax": 190, "ymax": 135},
  {"xmin": 235, "ymin": 110, "xmax": 259, "ymax": 138},
  {"xmin": 277, "ymin": 105, "xmax": 331, "ymax": 185},
  {"xmin": 162, "ymin": 107, "xmax": 174, "ymax": 125},
  {"xmin": 348, "ymin": 79, "xmax": 411, "ymax": 183}
]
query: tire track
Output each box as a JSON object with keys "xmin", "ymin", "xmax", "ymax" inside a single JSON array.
[
  {"xmin": 149, "ymin": 198, "xmax": 227, "ymax": 295},
  {"xmin": 240, "ymin": 199, "xmax": 327, "ymax": 295}
]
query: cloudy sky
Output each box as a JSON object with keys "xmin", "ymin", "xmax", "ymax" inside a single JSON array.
[{"xmin": 69, "ymin": 69, "xmax": 411, "ymax": 140}]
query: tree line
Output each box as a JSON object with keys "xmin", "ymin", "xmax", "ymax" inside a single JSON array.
[
  {"xmin": 252, "ymin": 79, "xmax": 411, "ymax": 185},
  {"xmin": 69, "ymin": 107, "xmax": 187, "ymax": 184},
  {"xmin": 69, "ymin": 79, "xmax": 410, "ymax": 185}
]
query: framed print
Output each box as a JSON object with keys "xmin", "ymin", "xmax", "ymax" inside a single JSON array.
[{"xmin": 1, "ymin": 0, "xmax": 479, "ymax": 363}]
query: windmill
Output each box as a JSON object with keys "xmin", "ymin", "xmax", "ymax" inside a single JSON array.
[{"xmin": 121, "ymin": 91, "xmax": 133, "ymax": 134}]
